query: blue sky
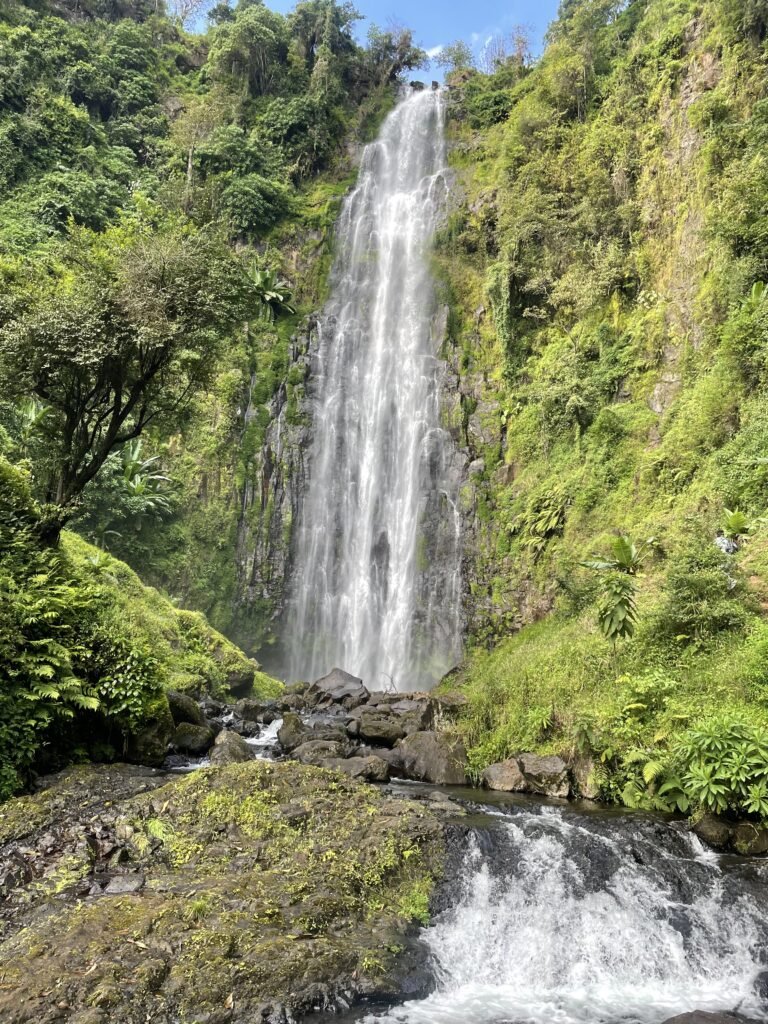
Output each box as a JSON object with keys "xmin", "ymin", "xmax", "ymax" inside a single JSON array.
[{"xmin": 266, "ymin": 0, "xmax": 562, "ymax": 70}]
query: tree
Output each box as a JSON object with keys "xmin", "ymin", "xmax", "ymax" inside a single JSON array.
[
  {"xmin": 0, "ymin": 225, "xmax": 253, "ymax": 514},
  {"xmin": 434, "ymin": 40, "xmax": 475, "ymax": 75},
  {"xmin": 366, "ymin": 23, "xmax": 427, "ymax": 86},
  {"xmin": 207, "ymin": 4, "xmax": 289, "ymax": 97}
]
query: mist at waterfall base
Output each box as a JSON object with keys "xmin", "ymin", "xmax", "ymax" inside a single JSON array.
[
  {"xmin": 282, "ymin": 89, "xmax": 463, "ymax": 693},
  {"xmin": 339, "ymin": 800, "xmax": 768, "ymax": 1024}
]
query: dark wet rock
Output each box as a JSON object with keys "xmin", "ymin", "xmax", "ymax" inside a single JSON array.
[
  {"xmin": 662, "ymin": 1014, "xmax": 763, "ymax": 1024},
  {"xmin": 277, "ymin": 712, "xmax": 348, "ymax": 753},
  {"xmin": 397, "ymin": 731, "xmax": 467, "ymax": 785},
  {"xmin": 167, "ymin": 690, "xmax": 206, "ymax": 728},
  {"xmin": 171, "ymin": 722, "xmax": 215, "ymax": 755},
  {"xmin": 692, "ymin": 813, "xmax": 733, "ymax": 850},
  {"xmin": 292, "ymin": 739, "xmax": 350, "ymax": 765},
  {"xmin": 125, "ymin": 699, "xmax": 174, "ymax": 767},
  {"xmin": 347, "ymin": 706, "xmax": 407, "ymax": 746},
  {"xmin": 733, "ymin": 821, "xmax": 768, "ymax": 856},
  {"xmin": 234, "ymin": 698, "xmax": 268, "ymax": 723},
  {"xmin": 224, "ymin": 662, "xmax": 257, "ymax": 696},
  {"xmin": 355, "ymin": 745, "xmax": 405, "ymax": 773},
  {"xmin": 517, "ymin": 753, "xmax": 571, "ymax": 798},
  {"xmin": 754, "ymin": 969, "xmax": 768, "ymax": 1000},
  {"xmin": 209, "ymin": 729, "xmax": 255, "ymax": 766},
  {"xmin": 306, "ymin": 668, "xmax": 370, "ymax": 710},
  {"xmin": 0, "ymin": 761, "xmax": 442, "ymax": 1024},
  {"xmin": 320, "ymin": 756, "xmax": 390, "ymax": 782},
  {"xmin": 277, "ymin": 712, "xmax": 306, "ymax": 751}
]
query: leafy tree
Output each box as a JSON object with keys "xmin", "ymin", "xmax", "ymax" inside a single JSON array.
[
  {"xmin": 0, "ymin": 225, "xmax": 253, "ymax": 513},
  {"xmin": 366, "ymin": 23, "xmax": 427, "ymax": 86},
  {"xmin": 207, "ymin": 4, "xmax": 289, "ymax": 97},
  {"xmin": 434, "ymin": 40, "xmax": 475, "ymax": 74}
]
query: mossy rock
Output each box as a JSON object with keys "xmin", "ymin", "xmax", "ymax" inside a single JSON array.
[{"xmin": 0, "ymin": 761, "xmax": 443, "ymax": 1023}]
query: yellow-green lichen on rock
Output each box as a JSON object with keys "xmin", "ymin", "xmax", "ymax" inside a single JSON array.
[{"xmin": 0, "ymin": 761, "xmax": 443, "ymax": 1024}]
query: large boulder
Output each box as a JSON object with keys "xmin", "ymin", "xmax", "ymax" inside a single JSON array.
[
  {"xmin": 306, "ymin": 668, "xmax": 369, "ymax": 710},
  {"xmin": 171, "ymin": 722, "xmax": 215, "ymax": 755},
  {"xmin": 482, "ymin": 759, "xmax": 527, "ymax": 792},
  {"xmin": 517, "ymin": 754, "xmax": 571, "ymax": 798},
  {"xmin": 277, "ymin": 712, "xmax": 348, "ymax": 752},
  {"xmin": 125, "ymin": 697, "xmax": 174, "ymax": 767},
  {"xmin": 482, "ymin": 754, "xmax": 571, "ymax": 798},
  {"xmin": 733, "ymin": 821, "xmax": 768, "ymax": 856},
  {"xmin": 320, "ymin": 756, "xmax": 391, "ymax": 782},
  {"xmin": 209, "ymin": 729, "xmax": 255, "ymax": 766},
  {"xmin": 347, "ymin": 707, "xmax": 406, "ymax": 746},
  {"xmin": 397, "ymin": 731, "xmax": 467, "ymax": 785},
  {"xmin": 692, "ymin": 813, "xmax": 733, "ymax": 850},
  {"xmin": 292, "ymin": 740, "xmax": 350, "ymax": 765},
  {"xmin": 234, "ymin": 698, "xmax": 268, "ymax": 723},
  {"xmin": 167, "ymin": 690, "xmax": 206, "ymax": 728}
]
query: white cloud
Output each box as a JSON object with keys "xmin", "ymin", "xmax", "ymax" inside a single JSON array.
[
  {"xmin": 470, "ymin": 31, "xmax": 481, "ymax": 44},
  {"xmin": 426, "ymin": 45, "xmax": 444, "ymax": 59}
]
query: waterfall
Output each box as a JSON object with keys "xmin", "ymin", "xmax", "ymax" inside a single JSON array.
[
  {"xmin": 358, "ymin": 803, "xmax": 768, "ymax": 1024},
  {"xmin": 284, "ymin": 89, "xmax": 463, "ymax": 691}
]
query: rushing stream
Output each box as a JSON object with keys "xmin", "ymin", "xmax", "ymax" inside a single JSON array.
[
  {"xmin": 284, "ymin": 89, "xmax": 463, "ymax": 691},
  {"xmin": 336, "ymin": 796, "xmax": 768, "ymax": 1024}
]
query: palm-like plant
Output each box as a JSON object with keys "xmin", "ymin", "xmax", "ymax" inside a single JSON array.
[
  {"xmin": 582, "ymin": 534, "xmax": 654, "ymax": 576},
  {"xmin": 250, "ymin": 266, "xmax": 296, "ymax": 322}
]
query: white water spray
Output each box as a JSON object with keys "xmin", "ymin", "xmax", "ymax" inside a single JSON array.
[
  {"xmin": 362, "ymin": 805, "xmax": 768, "ymax": 1024},
  {"xmin": 285, "ymin": 89, "xmax": 463, "ymax": 691}
]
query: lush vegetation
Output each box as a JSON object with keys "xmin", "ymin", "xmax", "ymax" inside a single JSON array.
[
  {"xmin": 0, "ymin": 0, "xmax": 427, "ymax": 793},
  {"xmin": 438, "ymin": 0, "xmax": 768, "ymax": 821}
]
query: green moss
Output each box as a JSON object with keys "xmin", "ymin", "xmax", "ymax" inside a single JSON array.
[{"xmin": 0, "ymin": 762, "xmax": 443, "ymax": 1021}]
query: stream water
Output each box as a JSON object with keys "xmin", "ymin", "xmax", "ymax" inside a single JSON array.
[
  {"xmin": 332, "ymin": 794, "xmax": 768, "ymax": 1024},
  {"xmin": 284, "ymin": 89, "xmax": 463, "ymax": 692}
]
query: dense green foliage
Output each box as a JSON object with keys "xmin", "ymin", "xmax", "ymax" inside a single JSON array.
[
  {"xmin": 0, "ymin": 456, "xmax": 275, "ymax": 798},
  {"xmin": 439, "ymin": 0, "xmax": 768, "ymax": 819}
]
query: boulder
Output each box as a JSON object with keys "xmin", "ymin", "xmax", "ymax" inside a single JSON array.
[
  {"xmin": 306, "ymin": 668, "xmax": 369, "ymax": 710},
  {"xmin": 517, "ymin": 753, "xmax": 571, "ymax": 798},
  {"xmin": 482, "ymin": 759, "xmax": 528, "ymax": 792},
  {"xmin": 570, "ymin": 757, "xmax": 601, "ymax": 801},
  {"xmin": 234, "ymin": 698, "xmax": 268, "ymax": 723},
  {"xmin": 733, "ymin": 821, "xmax": 768, "ymax": 856},
  {"xmin": 320, "ymin": 756, "xmax": 390, "ymax": 782},
  {"xmin": 292, "ymin": 740, "xmax": 349, "ymax": 765},
  {"xmin": 167, "ymin": 690, "xmax": 205, "ymax": 728},
  {"xmin": 355, "ymin": 745, "xmax": 405, "ymax": 773},
  {"xmin": 125, "ymin": 699, "xmax": 174, "ymax": 767},
  {"xmin": 278, "ymin": 712, "xmax": 348, "ymax": 752},
  {"xmin": 397, "ymin": 731, "xmax": 467, "ymax": 785},
  {"xmin": 209, "ymin": 729, "xmax": 255, "ymax": 766},
  {"xmin": 277, "ymin": 713, "xmax": 307, "ymax": 751},
  {"xmin": 224, "ymin": 662, "xmax": 256, "ymax": 696},
  {"xmin": 347, "ymin": 708, "xmax": 406, "ymax": 746},
  {"xmin": 171, "ymin": 722, "xmax": 215, "ymax": 756},
  {"xmin": 692, "ymin": 813, "xmax": 733, "ymax": 850}
]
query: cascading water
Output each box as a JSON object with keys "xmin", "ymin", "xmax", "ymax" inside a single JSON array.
[
  {"xmin": 283, "ymin": 88, "xmax": 463, "ymax": 692},
  {"xmin": 355, "ymin": 801, "xmax": 768, "ymax": 1024}
]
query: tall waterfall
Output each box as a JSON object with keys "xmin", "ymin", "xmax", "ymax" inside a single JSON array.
[
  {"xmin": 284, "ymin": 89, "xmax": 463, "ymax": 691},
  {"xmin": 357, "ymin": 803, "xmax": 768, "ymax": 1024}
]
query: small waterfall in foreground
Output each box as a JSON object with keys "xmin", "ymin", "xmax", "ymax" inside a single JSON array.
[
  {"xmin": 359, "ymin": 803, "xmax": 768, "ymax": 1024},
  {"xmin": 284, "ymin": 89, "xmax": 463, "ymax": 691}
]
